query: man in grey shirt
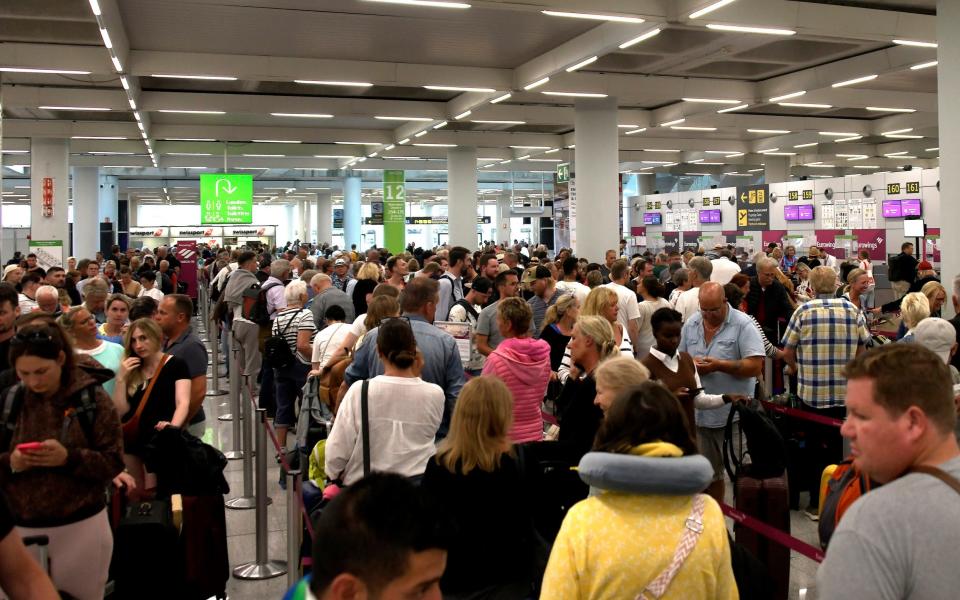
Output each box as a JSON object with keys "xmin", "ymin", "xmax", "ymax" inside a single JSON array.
[
  {"xmin": 308, "ymin": 273, "xmax": 355, "ymax": 330},
  {"xmin": 476, "ymin": 270, "xmax": 532, "ymax": 356},
  {"xmin": 818, "ymin": 343, "xmax": 960, "ymax": 599}
]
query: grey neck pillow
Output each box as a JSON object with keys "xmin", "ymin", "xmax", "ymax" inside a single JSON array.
[{"xmin": 578, "ymin": 452, "xmax": 713, "ymax": 495}]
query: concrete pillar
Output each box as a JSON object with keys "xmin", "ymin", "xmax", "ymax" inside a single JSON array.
[
  {"xmin": 343, "ymin": 175, "xmax": 362, "ymax": 251},
  {"xmin": 316, "ymin": 190, "xmax": 332, "ymax": 245},
  {"xmin": 574, "ymin": 97, "xmax": 620, "ymax": 260},
  {"xmin": 447, "ymin": 147, "xmax": 478, "ymax": 248},
  {"xmin": 763, "ymin": 156, "xmax": 790, "ymax": 184},
  {"xmin": 939, "ymin": 0, "xmax": 960, "ymax": 318},
  {"xmin": 296, "ymin": 197, "xmax": 308, "ymax": 241},
  {"xmin": 72, "ymin": 166, "xmax": 100, "ymax": 260},
  {"xmin": 99, "ymin": 174, "xmax": 118, "ymax": 249},
  {"xmin": 30, "ymin": 139, "xmax": 70, "ymax": 258},
  {"xmin": 497, "ymin": 195, "xmax": 512, "ymax": 245},
  {"xmin": 128, "ymin": 194, "xmax": 138, "ymax": 227}
]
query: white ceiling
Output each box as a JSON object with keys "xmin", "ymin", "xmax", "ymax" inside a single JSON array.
[{"xmin": 0, "ymin": 0, "xmax": 942, "ymax": 202}]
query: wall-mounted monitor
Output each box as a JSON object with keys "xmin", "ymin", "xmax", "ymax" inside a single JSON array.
[
  {"xmin": 901, "ymin": 199, "xmax": 922, "ymax": 216},
  {"xmin": 784, "ymin": 206, "xmax": 799, "ymax": 221},
  {"xmin": 698, "ymin": 209, "xmax": 721, "ymax": 224},
  {"xmin": 643, "ymin": 212, "xmax": 662, "ymax": 225},
  {"xmin": 904, "ymin": 218, "xmax": 925, "ymax": 237},
  {"xmin": 882, "ymin": 200, "xmax": 903, "ymax": 218},
  {"xmin": 797, "ymin": 204, "xmax": 814, "ymax": 220}
]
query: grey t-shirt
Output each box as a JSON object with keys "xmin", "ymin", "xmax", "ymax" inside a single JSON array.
[
  {"xmin": 475, "ymin": 299, "xmax": 536, "ymax": 351},
  {"xmin": 817, "ymin": 454, "xmax": 960, "ymax": 600}
]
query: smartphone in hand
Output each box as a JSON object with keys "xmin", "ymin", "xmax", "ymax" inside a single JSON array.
[{"xmin": 16, "ymin": 442, "xmax": 44, "ymax": 453}]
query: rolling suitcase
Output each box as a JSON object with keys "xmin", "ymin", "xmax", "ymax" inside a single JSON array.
[
  {"xmin": 180, "ymin": 495, "xmax": 229, "ymax": 600},
  {"xmin": 734, "ymin": 473, "xmax": 791, "ymax": 600},
  {"xmin": 111, "ymin": 499, "xmax": 183, "ymax": 598}
]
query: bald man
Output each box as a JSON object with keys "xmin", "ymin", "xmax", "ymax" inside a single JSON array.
[{"xmin": 679, "ymin": 281, "xmax": 765, "ymax": 502}]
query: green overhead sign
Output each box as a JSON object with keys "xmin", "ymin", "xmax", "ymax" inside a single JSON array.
[
  {"xmin": 556, "ymin": 163, "xmax": 570, "ymax": 183},
  {"xmin": 383, "ymin": 170, "xmax": 406, "ymax": 254},
  {"xmin": 200, "ymin": 173, "xmax": 253, "ymax": 224}
]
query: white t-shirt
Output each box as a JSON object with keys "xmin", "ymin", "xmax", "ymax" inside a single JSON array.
[
  {"xmin": 674, "ymin": 286, "xmax": 702, "ymax": 322},
  {"xmin": 139, "ymin": 287, "xmax": 164, "ymax": 302},
  {"xmin": 350, "ymin": 313, "xmax": 366, "ymax": 338},
  {"xmin": 604, "ymin": 282, "xmax": 641, "ymax": 336},
  {"xmin": 311, "ymin": 322, "xmax": 352, "ymax": 369},
  {"xmin": 556, "ymin": 280, "xmax": 590, "ymax": 306},
  {"xmin": 709, "ymin": 258, "xmax": 741, "ymax": 285},
  {"xmin": 17, "ymin": 294, "xmax": 38, "ymax": 314}
]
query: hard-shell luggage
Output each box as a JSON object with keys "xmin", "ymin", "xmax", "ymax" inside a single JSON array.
[
  {"xmin": 180, "ymin": 495, "xmax": 229, "ymax": 600},
  {"xmin": 734, "ymin": 474, "xmax": 791, "ymax": 600},
  {"xmin": 111, "ymin": 499, "xmax": 183, "ymax": 598}
]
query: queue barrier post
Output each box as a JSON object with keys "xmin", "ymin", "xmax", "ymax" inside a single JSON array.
[
  {"xmin": 220, "ymin": 331, "xmax": 243, "ymax": 459},
  {"xmin": 232, "ymin": 408, "xmax": 287, "ymax": 580},
  {"xmin": 286, "ymin": 469, "xmax": 302, "ymax": 588},
  {"xmin": 205, "ymin": 321, "xmax": 227, "ymax": 397}
]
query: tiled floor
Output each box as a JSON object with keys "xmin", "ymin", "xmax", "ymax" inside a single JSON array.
[{"xmin": 199, "ymin": 317, "xmax": 824, "ymax": 600}]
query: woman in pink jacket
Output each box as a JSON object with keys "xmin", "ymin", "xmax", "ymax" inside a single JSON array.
[{"xmin": 482, "ymin": 297, "xmax": 551, "ymax": 442}]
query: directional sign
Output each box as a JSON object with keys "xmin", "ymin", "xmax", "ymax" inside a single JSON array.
[
  {"xmin": 200, "ymin": 174, "xmax": 253, "ymax": 224},
  {"xmin": 736, "ymin": 184, "xmax": 770, "ymax": 230},
  {"xmin": 383, "ymin": 170, "xmax": 406, "ymax": 254},
  {"xmin": 557, "ymin": 163, "xmax": 570, "ymax": 183}
]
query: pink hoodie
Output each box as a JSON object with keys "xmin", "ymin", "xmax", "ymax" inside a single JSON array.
[{"xmin": 482, "ymin": 337, "xmax": 552, "ymax": 442}]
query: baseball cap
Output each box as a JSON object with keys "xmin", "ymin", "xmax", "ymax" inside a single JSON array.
[
  {"xmin": 522, "ymin": 265, "xmax": 551, "ymax": 284},
  {"xmin": 468, "ymin": 276, "xmax": 492, "ymax": 294},
  {"xmin": 334, "ymin": 258, "xmax": 347, "ymax": 267},
  {"xmin": 3, "ymin": 264, "xmax": 20, "ymax": 278},
  {"xmin": 912, "ymin": 317, "xmax": 957, "ymax": 365},
  {"xmin": 919, "ymin": 260, "xmax": 934, "ymax": 271}
]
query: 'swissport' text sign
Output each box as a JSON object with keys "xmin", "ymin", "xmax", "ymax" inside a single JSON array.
[{"xmin": 200, "ymin": 174, "xmax": 253, "ymax": 224}]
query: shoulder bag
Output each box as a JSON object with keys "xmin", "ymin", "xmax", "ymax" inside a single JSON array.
[
  {"xmin": 122, "ymin": 354, "xmax": 171, "ymax": 448},
  {"xmin": 636, "ymin": 494, "xmax": 707, "ymax": 599}
]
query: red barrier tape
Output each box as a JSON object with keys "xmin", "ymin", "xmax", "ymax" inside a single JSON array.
[
  {"xmin": 720, "ymin": 502, "xmax": 825, "ymax": 563},
  {"xmin": 760, "ymin": 400, "xmax": 844, "ymax": 429},
  {"xmin": 244, "ymin": 379, "xmax": 316, "ymax": 541}
]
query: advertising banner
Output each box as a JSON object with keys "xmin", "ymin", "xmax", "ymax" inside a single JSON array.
[
  {"xmin": 383, "ymin": 170, "xmax": 406, "ymax": 254},
  {"xmin": 761, "ymin": 229, "xmax": 787, "ymax": 250},
  {"xmin": 333, "ymin": 209, "xmax": 344, "ymax": 229},
  {"xmin": 852, "ymin": 229, "xmax": 887, "ymax": 261},
  {"xmin": 813, "ymin": 229, "xmax": 845, "ymax": 258},
  {"xmin": 925, "ymin": 228, "xmax": 941, "ymax": 262},
  {"xmin": 28, "ymin": 240, "xmax": 63, "ymax": 271},
  {"xmin": 128, "ymin": 227, "xmax": 170, "ymax": 238},
  {"xmin": 681, "ymin": 231, "xmax": 700, "ymax": 253},
  {"xmin": 736, "ymin": 184, "xmax": 770, "ymax": 230},
  {"xmin": 175, "ymin": 241, "xmax": 198, "ymax": 299},
  {"xmin": 661, "ymin": 231, "xmax": 680, "ymax": 252}
]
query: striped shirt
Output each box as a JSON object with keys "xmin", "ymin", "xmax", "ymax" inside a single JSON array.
[
  {"xmin": 272, "ymin": 308, "xmax": 316, "ymax": 364},
  {"xmin": 781, "ymin": 297, "xmax": 870, "ymax": 409}
]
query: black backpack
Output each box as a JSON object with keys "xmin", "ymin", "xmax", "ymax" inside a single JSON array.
[
  {"xmin": 262, "ymin": 310, "xmax": 299, "ymax": 369},
  {"xmin": 0, "ymin": 383, "xmax": 98, "ymax": 450},
  {"xmin": 241, "ymin": 281, "xmax": 282, "ymax": 326},
  {"xmin": 723, "ymin": 398, "xmax": 787, "ymax": 481}
]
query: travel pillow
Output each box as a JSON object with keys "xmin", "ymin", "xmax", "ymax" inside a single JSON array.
[{"xmin": 578, "ymin": 452, "xmax": 713, "ymax": 495}]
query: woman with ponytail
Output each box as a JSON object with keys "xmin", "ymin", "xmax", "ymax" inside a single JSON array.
[
  {"xmin": 324, "ymin": 318, "xmax": 444, "ymax": 486},
  {"xmin": 556, "ymin": 315, "xmax": 621, "ymax": 460}
]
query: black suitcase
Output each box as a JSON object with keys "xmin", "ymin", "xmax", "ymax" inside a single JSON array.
[
  {"xmin": 180, "ymin": 495, "xmax": 229, "ymax": 600},
  {"xmin": 735, "ymin": 474, "xmax": 791, "ymax": 600},
  {"xmin": 111, "ymin": 500, "xmax": 183, "ymax": 599}
]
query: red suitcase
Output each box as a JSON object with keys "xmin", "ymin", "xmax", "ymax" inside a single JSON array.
[
  {"xmin": 180, "ymin": 495, "xmax": 229, "ymax": 600},
  {"xmin": 735, "ymin": 473, "xmax": 791, "ymax": 600}
]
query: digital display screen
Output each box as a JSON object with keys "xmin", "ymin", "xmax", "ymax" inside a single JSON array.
[
  {"xmin": 784, "ymin": 206, "xmax": 799, "ymax": 221},
  {"xmin": 643, "ymin": 212, "xmax": 662, "ymax": 225},
  {"xmin": 882, "ymin": 200, "xmax": 903, "ymax": 218},
  {"xmin": 797, "ymin": 204, "xmax": 814, "ymax": 220},
  {"xmin": 904, "ymin": 218, "xmax": 925, "ymax": 237},
  {"xmin": 901, "ymin": 199, "xmax": 922, "ymax": 216},
  {"xmin": 698, "ymin": 209, "xmax": 721, "ymax": 224}
]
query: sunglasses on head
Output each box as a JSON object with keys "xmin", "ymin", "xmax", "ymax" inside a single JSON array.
[{"xmin": 11, "ymin": 328, "xmax": 60, "ymax": 356}]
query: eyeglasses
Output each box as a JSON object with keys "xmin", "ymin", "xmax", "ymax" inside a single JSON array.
[{"xmin": 10, "ymin": 328, "xmax": 59, "ymax": 355}]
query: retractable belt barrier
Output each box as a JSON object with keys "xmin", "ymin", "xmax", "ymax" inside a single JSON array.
[
  {"xmin": 760, "ymin": 400, "xmax": 844, "ymax": 428},
  {"xmin": 720, "ymin": 502, "xmax": 826, "ymax": 563}
]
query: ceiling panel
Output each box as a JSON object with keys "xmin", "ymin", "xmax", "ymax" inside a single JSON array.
[{"xmin": 734, "ymin": 39, "xmax": 865, "ymax": 62}]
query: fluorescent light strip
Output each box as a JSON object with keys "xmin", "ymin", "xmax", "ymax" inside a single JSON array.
[
  {"xmin": 0, "ymin": 67, "xmax": 92, "ymax": 75},
  {"xmin": 523, "ymin": 77, "xmax": 549, "ymax": 91},
  {"xmin": 111, "ymin": 56, "xmax": 122, "ymax": 73},
  {"xmin": 413, "ymin": 143, "xmax": 457, "ymax": 147},
  {"xmin": 490, "ymin": 93, "xmax": 511, "ymax": 104},
  {"xmin": 472, "ymin": 120, "xmax": 526, "ymax": 124},
  {"xmin": 242, "ymin": 154, "xmax": 285, "ymax": 157},
  {"xmin": 516, "ymin": 155, "xmax": 530, "ymax": 160},
  {"xmin": 689, "ymin": 0, "xmax": 737, "ymax": 19},
  {"xmin": 643, "ymin": 148, "xmax": 681, "ymax": 153},
  {"xmin": 911, "ymin": 61, "xmax": 938, "ymax": 70},
  {"xmin": 893, "ymin": 39, "xmax": 937, "ymax": 48},
  {"xmin": 454, "ymin": 110, "xmax": 472, "ymax": 119},
  {"xmin": 167, "ymin": 166, "xmax": 208, "ymax": 169},
  {"xmin": 252, "ymin": 139, "xmax": 301, "ymax": 143},
  {"xmin": 625, "ymin": 128, "xmax": 647, "ymax": 135},
  {"xmin": 152, "ymin": 74, "xmax": 237, "ymax": 81},
  {"xmin": 768, "ymin": 91, "xmax": 805, "ymax": 102},
  {"xmin": 833, "ymin": 135, "xmax": 862, "ymax": 142},
  {"xmin": 779, "ymin": 102, "xmax": 832, "ymax": 109},
  {"xmin": 748, "ymin": 129, "xmax": 790, "ymax": 134},
  {"xmin": 886, "ymin": 134, "xmax": 923, "ymax": 139},
  {"xmin": 541, "ymin": 10, "xmax": 644, "ymax": 23},
  {"xmin": 99, "ymin": 28, "xmax": 113, "ymax": 49},
  {"xmin": 660, "ymin": 118, "xmax": 685, "ymax": 127},
  {"xmin": 433, "ymin": 121, "xmax": 448, "ymax": 129},
  {"xmin": 619, "ymin": 28, "xmax": 661, "ymax": 49},
  {"xmin": 364, "ymin": 0, "xmax": 470, "ymax": 7},
  {"xmin": 926, "ymin": 147, "xmax": 940, "ymax": 152},
  {"xmin": 529, "ymin": 158, "xmax": 561, "ymax": 162},
  {"xmin": 866, "ymin": 107, "xmax": 915, "ymax": 113},
  {"xmin": 128, "ymin": 98, "xmax": 137, "ymax": 110},
  {"xmin": 167, "ymin": 152, "xmax": 212, "ymax": 156},
  {"xmin": 270, "ymin": 112, "xmax": 333, "ymax": 118},
  {"xmin": 423, "ymin": 85, "xmax": 495, "ymax": 92},
  {"xmin": 87, "ymin": 151, "xmax": 136, "ymax": 155},
  {"xmin": 375, "ymin": 116, "xmax": 434, "ymax": 122},
  {"xmin": 313, "ymin": 155, "xmax": 354, "ymax": 159},
  {"xmin": 119, "ymin": 76, "xmax": 130, "ymax": 90},
  {"xmin": 700, "ymin": 162, "xmax": 725, "ymax": 165},
  {"xmin": 71, "ymin": 136, "xmax": 127, "ymax": 140},
  {"xmin": 158, "ymin": 109, "xmax": 225, "ymax": 114},
  {"xmin": 717, "ymin": 104, "xmax": 748, "ymax": 113},
  {"xmin": 757, "ymin": 148, "xmax": 780, "ymax": 153},
  {"xmin": 414, "ymin": 131, "xmax": 427, "ymax": 138},
  {"xmin": 88, "ymin": 0, "xmax": 101, "ymax": 15},
  {"xmin": 882, "ymin": 128, "xmax": 913, "ymax": 135},
  {"xmin": 672, "ymin": 126, "xmax": 717, "ymax": 131},
  {"xmin": 836, "ymin": 153, "xmax": 867, "ymax": 158},
  {"xmin": 853, "ymin": 165, "xmax": 879, "ymax": 169},
  {"xmin": 384, "ymin": 145, "xmax": 396, "ymax": 151},
  {"xmin": 545, "ymin": 148, "xmax": 559, "ymax": 154},
  {"xmin": 888, "ymin": 155, "xmax": 917, "ymax": 159},
  {"xmin": 39, "ymin": 106, "xmax": 110, "ymax": 111},
  {"xmin": 687, "ymin": 159, "xmax": 704, "ymax": 163},
  {"xmin": 705, "ymin": 150, "xmax": 739, "ymax": 154},
  {"xmin": 845, "ymin": 156, "xmax": 868, "ymax": 161},
  {"xmin": 682, "ymin": 97, "xmax": 742, "ymax": 104},
  {"xmin": 398, "ymin": 138, "xmax": 411, "ymax": 144},
  {"xmin": 706, "ymin": 23, "xmax": 795, "ymax": 35},
  {"xmin": 164, "ymin": 138, "xmax": 215, "ymax": 142},
  {"xmin": 819, "ymin": 131, "xmax": 858, "ymax": 137},
  {"xmin": 806, "ymin": 163, "xmax": 834, "ymax": 168},
  {"xmin": 832, "ymin": 74, "xmax": 877, "ymax": 88},
  {"xmin": 542, "ymin": 91, "xmax": 608, "ymax": 98},
  {"xmin": 566, "ymin": 56, "xmax": 598, "ymax": 72},
  {"xmin": 333, "ymin": 141, "xmax": 379, "ymax": 145},
  {"xmin": 294, "ymin": 80, "xmax": 373, "ymax": 87},
  {"xmin": 510, "ymin": 145, "xmax": 551, "ymax": 150}
]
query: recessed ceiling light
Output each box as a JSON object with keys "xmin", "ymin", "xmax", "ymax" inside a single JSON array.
[
  {"xmin": 682, "ymin": 98, "xmax": 742, "ymax": 104},
  {"xmin": 472, "ymin": 120, "xmax": 526, "ymax": 125},
  {"xmin": 523, "ymin": 77, "xmax": 549, "ymax": 91},
  {"xmin": 866, "ymin": 107, "xmax": 915, "ymax": 113},
  {"xmin": 152, "ymin": 74, "xmax": 238, "ymax": 81},
  {"xmin": 423, "ymin": 85, "xmax": 496, "ymax": 93},
  {"xmin": 39, "ymin": 106, "xmax": 111, "ymax": 111},
  {"xmin": 313, "ymin": 155, "xmax": 354, "ymax": 159},
  {"xmin": 454, "ymin": 110, "xmax": 472, "ymax": 119},
  {"xmin": 364, "ymin": 0, "xmax": 470, "ymax": 7},
  {"xmin": 768, "ymin": 91, "xmax": 806, "ymax": 102},
  {"xmin": 545, "ymin": 148, "xmax": 559, "ymax": 154},
  {"xmin": 242, "ymin": 154, "xmax": 285, "ymax": 157},
  {"xmin": 432, "ymin": 121, "xmax": 448, "ymax": 129},
  {"xmin": 71, "ymin": 136, "xmax": 128, "ymax": 140},
  {"xmin": 757, "ymin": 148, "xmax": 780, "ymax": 153},
  {"xmin": 672, "ymin": 126, "xmax": 717, "ymax": 131},
  {"xmin": 164, "ymin": 138, "xmax": 216, "ymax": 142},
  {"xmin": 748, "ymin": 129, "xmax": 791, "ymax": 134},
  {"xmin": 910, "ymin": 60, "xmax": 938, "ymax": 70},
  {"xmin": 819, "ymin": 131, "xmax": 859, "ymax": 137},
  {"xmin": 158, "ymin": 109, "xmax": 225, "ymax": 114},
  {"xmin": 779, "ymin": 105, "xmax": 834, "ymax": 115},
  {"xmin": 832, "ymin": 74, "xmax": 878, "ymax": 88},
  {"xmin": 882, "ymin": 128, "xmax": 913, "ymax": 135},
  {"xmin": 625, "ymin": 128, "xmax": 647, "ymax": 135},
  {"xmin": 294, "ymin": 80, "xmax": 373, "ymax": 87},
  {"xmin": 167, "ymin": 152, "xmax": 212, "ymax": 156},
  {"xmin": 541, "ymin": 10, "xmax": 644, "ymax": 23},
  {"xmin": 893, "ymin": 39, "xmax": 937, "ymax": 48},
  {"xmin": 619, "ymin": 28, "xmax": 661, "ymax": 49},
  {"xmin": 706, "ymin": 23, "xmax": 795, "ymax": 35},
  {"xmin": 414, "ymin": 131, "xmax": 428, "ymax": 138},
  {"xmin": 270, "ymin": 112, "xmax": 334, "ymax": 118},
  {"xmin": 398, "ymin": 138, "xmax": 411, "ymax": 144},
  {"xmin": 413, "ymin": 143, "xmax": 457, "ymax": 147},
  {"xmin": 852, "ymin": 165, "xmax": 880, "ymax": 169},
  {"xmin": 885, "ymin": 134, "xmax": 923, "ymax": 139},
  {"xmin": 542, "ymin": 91, "xmax": 608, "ymax": 98},
  {"xmin": 0, "ymin": 67, "xmax": 92, "ymax": 75},
  {"xmin": 793, "ymin": 142, "xmax": 818, "ymax": 148},
  {"xmin": 643, "ymin": 148, "xmax": 681, "ymax": 153},
  {"xmin": 489, "ymin": 93, "xmax": 512, "ymax": 104},
  {"xmin": 375, "ymin": 116, "xmax": 435, "ymax": 122},
  {"xmin": 333, "ymin": 141, "xmax": 380, "ymax": 145},
  {"xmin": 510, "ymin": 145, "xmax": 551, "ymax": 150},
  {"xmin": 566, "ymin": 56, "xmax": 599, "ymax": 72},
  {"xmin": 717, "ymin": 104, "xmax": 749, "ymax": 113},
  {"xmin": 660, "ymin": 118, "xmax": 685, "ymax": 127},
  {"xmin": 252, "ymin": 139, "xmax": 302, "ymax": 143},
  {"xmin": 689, "ymin": 0, "xmax": 737, "ymax": 19}
]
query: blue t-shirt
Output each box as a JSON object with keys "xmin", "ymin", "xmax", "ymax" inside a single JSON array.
[{"xmin": 78, "ymin": 340, "xmax": 125, "ymax": 396}]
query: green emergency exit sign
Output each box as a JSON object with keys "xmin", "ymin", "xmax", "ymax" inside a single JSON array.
[
  {"xmin": 556, "ymin": 163, "xmax": 570, "ymax": 183},
  {"xmin": 200, "ymin": 174, "xmax": 253, "ymax": 224}
]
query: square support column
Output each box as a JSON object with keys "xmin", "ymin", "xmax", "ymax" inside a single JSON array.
[{"xmin": 574, "ymin": 97, "xmax": 620, "ymax": 260}]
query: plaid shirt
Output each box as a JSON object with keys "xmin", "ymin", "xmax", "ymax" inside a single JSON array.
[{"xmin": 781, "ymin": 297, "xmax": 870, "ymax": 409}]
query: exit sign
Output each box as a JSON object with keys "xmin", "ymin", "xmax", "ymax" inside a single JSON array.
[
  {"xmin": 200, "ymin": 174, "xmax": 253, "ymax": 224},
  {"xmin": 557, "ymin": 163, "xmax": 570, "ymax": 183}
]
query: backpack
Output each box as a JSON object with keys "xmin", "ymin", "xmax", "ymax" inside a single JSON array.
[
  {"xmin": 723, "ymin": 398, "xmax": 787, "ymax": 481},
  {"xmin": 453, "ymin": 298, "xmax": 479, "ymax": 323},
  {"xmin": 888, "ymin": 254, "xmax": 904, "ymax": 282},
  {"xmin": 263, "ymin": 310, "xmax": 300, "ymax": 369},
  {"xmin": 818, "ymin": 459, "xmax": 877, "ymax": 548},
  {"xmin": 0, "ymin": 383, "xmax": 98, "ymax": 451},
  {"xmin": 209, "ymin": 266, "xmax": 231, "ymax": 302},
  {"xmin": 242, "ymin": 281, "xmax": 282, "ymax": 325}
]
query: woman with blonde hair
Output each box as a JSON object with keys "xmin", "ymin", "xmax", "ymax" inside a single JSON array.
[
  {"xmin": 350, "ymin": 260, "xmax": 382, "ymax": 316},
  {"xmin": 899, "ymin": 292, "xmax": 930, "ymax": 342},
  {"xmin": 482, "ymin": 297, "xmax": 551, "ymax": 442},
  {"xmin": 557, "ymin": 287, "xmax": 633, "ymax": 384},
  {"xmin": 841, "ymin": 268, "xmax": 879, "ymax": 315},
  {"xmin": 540, "ymin": 293, "xmax": 579, "ymax": 373},
  {"xmin": 922, "ymin": 280, "xmax": 947, "ymax": 318},
  {"xmin": 421, "ymin": 376, "xmax": 539, "ymax": 598},
  {"xmin": 593, "ymin": 356, "xmax": 651, "ymax": 414},
  {"xmin": 113, "ymin": 317, "xmax": 191, "ymax": 495}
]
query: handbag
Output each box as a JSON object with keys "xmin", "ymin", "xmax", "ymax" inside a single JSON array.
[{"xmin": 121, "ymin": 354, "xmax": 170, "ymax": 448}]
